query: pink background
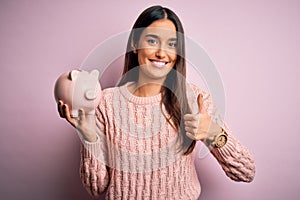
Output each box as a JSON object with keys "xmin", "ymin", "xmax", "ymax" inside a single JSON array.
[{"xmin": 1, "ymin": 0, "xmax": 299, "ymax": 199}]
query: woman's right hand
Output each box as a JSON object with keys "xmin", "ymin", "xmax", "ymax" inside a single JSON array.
[{"xmin": 57, "ymin": 100, "xmax": 98, "ymax": 142}]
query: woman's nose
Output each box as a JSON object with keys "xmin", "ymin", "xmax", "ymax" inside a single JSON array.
[{"xmin": 155, "ymin": 48, "xmax": 166, "ymax": 59}]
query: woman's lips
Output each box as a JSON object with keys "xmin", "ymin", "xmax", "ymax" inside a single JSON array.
[{"xmin": 149, "ymin": 59, "xmax": 168, "ymax": 68}]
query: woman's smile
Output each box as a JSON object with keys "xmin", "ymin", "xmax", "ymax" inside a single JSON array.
[{"xmin": 149, "ymin": 59, "xmax": 169, "ymax": 68}]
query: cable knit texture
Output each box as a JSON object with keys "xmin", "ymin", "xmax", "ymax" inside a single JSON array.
[{"xmin": 79, "ymin": 82, "xmax": 255, "ymax": 199}]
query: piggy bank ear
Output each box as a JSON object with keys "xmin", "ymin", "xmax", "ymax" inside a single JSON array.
[
  {"xmin": 70, "ymin": 70, "xmax": 79, "ymax": 80},
  {"xmin": 90, "ymin": 69, "xmax": 99, "ymax": 79}
]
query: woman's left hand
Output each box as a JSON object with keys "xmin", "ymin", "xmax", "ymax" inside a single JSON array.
[{"xmin": 184, "ymin": 94, "xmax": 222, "ymax": 141}]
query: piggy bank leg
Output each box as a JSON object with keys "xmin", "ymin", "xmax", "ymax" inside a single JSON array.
[{"xmin": 87, "ymin": 110, "xmax": 96, "ymax": 115}]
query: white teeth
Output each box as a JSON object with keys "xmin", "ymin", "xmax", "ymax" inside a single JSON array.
[{"xmin": 152, "ymin": 61, "xmax": 166, "ymax": 68}]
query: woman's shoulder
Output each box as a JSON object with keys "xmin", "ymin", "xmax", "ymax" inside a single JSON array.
[
  {"xmin": 99, "ymin": 83, "xmax": 130, "ymax": 103},
  {"xmin": 102, "ymin": 86, "xmax": 118, "ymax": 95},
  {"xmin": 97, "ymin": 86, "xmax": 121, "ymax": 112},
  {"xmin": 100, "ymin": 86, "xmax": 120, "ymax": 101}
]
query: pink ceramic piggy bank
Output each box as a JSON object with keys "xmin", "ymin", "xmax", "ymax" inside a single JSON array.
[{"xmin": 54, "ymin": 69, "xmax": 101, "ymax": 117}]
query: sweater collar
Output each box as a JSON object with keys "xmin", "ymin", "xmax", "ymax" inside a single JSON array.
[{"xmin": 119, "ymin": 82, "xmax": 162, "ymax": 105}]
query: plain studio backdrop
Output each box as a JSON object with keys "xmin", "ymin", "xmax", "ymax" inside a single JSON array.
[{"xmin": 0, "ymin": 0, "xmax": 299, "ymax": 199}]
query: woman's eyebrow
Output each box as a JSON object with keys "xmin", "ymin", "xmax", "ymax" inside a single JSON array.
[
  {"xmin": 145, "ymin": 34, "xmax": 177, "ymax": 41},
  {"xmin": 145, "ymin": 34, "xmax": 159, "ymax": 38}
]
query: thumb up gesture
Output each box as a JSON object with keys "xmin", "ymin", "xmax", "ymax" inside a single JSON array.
[{"xmin": 184, "ymin": 94, "xmax": 222, "ymax": 141}]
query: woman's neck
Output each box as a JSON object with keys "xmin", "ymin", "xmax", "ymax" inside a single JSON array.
[{"xmin": 128, "ymin": 82, "xmax": 162, "ymax": 97}]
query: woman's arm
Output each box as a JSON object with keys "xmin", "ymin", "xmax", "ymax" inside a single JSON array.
[
  {"xmin": 210, "ymin": 130, "xmax": 255, "ymax": 182},
  {"xmin": 203, "ymin": 91, "xmax": 255, "ymax": 182},
  {"xmin": 187, "ymin": 84, "xmax": 255, "ymax": 182},
  {"xmin": 80, "ymin": 142, "xmax": 110, "ymax": 197},
  {"xmin": 57, "ymin": 93, "xmax": 110, "ymax": 196},
  {"xmin": 79, "ymin": 107, "xmax": 110, "ymax": 197}
]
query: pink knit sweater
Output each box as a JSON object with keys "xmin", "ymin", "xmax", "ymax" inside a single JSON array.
[{"xmin": 79, "ymin": 82, "xmax": 255, "ymax": 200}]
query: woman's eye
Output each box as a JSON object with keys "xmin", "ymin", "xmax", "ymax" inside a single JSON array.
[
  {"xmin": 169, "ymin": 42, "xmax": 177, "ymax": 48},
  {"xmin": 147, "ymin": 39, "xmax": 158, "ymax": 45}
]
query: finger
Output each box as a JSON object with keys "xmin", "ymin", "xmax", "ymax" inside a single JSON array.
[
  {"xmin": 184, "ymin": 120, "xmax": 198, "ymax": 129},
  {"xmin": 186, "ymin": 132, "xmax": 196, "ymax": 140},
  {"xmin": 78, "ymin": 109, "xmax": 85, "ymax": 122},
  {"xmin": 185, "ymin": 126, "xmax": 198, "ymax": 135},
  {"xmin": 197, "ymin": 94, "xmax": 205, "ymax": 114},
  {"xmin": 186, "ymin": 131, "xmax": 206, "ymax": 141},
  {"xmin": 57, "ymin": 100, "xmax": 64, "ymax": 118},
  {"xmin": 63, "ymin": 104, "xmax": 77, "ymax": 128},
  {"xmin": 184, "ymin": 114, "xmax": 198, "ymax": 121}
]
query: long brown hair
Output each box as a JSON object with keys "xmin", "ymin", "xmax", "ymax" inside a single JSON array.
[{"xmin": 118, "ymin": 5, "xmax": 196, "ymax": 155}]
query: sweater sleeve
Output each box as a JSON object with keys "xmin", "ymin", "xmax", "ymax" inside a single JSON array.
[
  {"xmin": 79, "ymin": 106, "xmax": 110, "ymax": 197},
  {"xmin": 189, "ymin": 83, "xmax": 255, "ymax": 182},
  {"xmin": 210, "ymin": 130, "xmax": 255, "ymax": 182}
]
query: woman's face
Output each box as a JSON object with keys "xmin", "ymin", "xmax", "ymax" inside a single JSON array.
[{"xmin": 135, "ymin": 19, "xmax": 177, "ymax": 83}]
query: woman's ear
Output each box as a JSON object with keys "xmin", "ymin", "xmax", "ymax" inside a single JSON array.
[
  {"xmin": 132, "ymin": 46, "xmax": 137, "ymax": 54},
  {"xmin": 131, "ymin": 42, "xmax": 137, "ymax": 54}
]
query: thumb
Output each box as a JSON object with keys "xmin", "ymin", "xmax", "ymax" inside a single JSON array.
[
  {"xmin": 197, "ymin": 94, "xmax": 205, "ymax": 114},
  {"xmin": 78, "ymin": 109, "xmax": 86, "ymax": 122}
]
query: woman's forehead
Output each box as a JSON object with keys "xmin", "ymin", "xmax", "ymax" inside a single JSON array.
[
  {"xmin": 141, "ymin": 20, "xmax": 177, "ymax": 39},
  {"xmin": 147, "ymin": 19, "xmax": 176, "ymax": 29}
]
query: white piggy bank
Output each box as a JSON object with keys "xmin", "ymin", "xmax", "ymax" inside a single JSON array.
[{"xmin": 54, "ymin": 69, "xmax": 102, "ymax": 117}]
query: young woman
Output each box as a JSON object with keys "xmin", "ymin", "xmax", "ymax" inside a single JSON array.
[{"xmin": 58, "ymin": 5, "xmax": 255, "ymax": 200}]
